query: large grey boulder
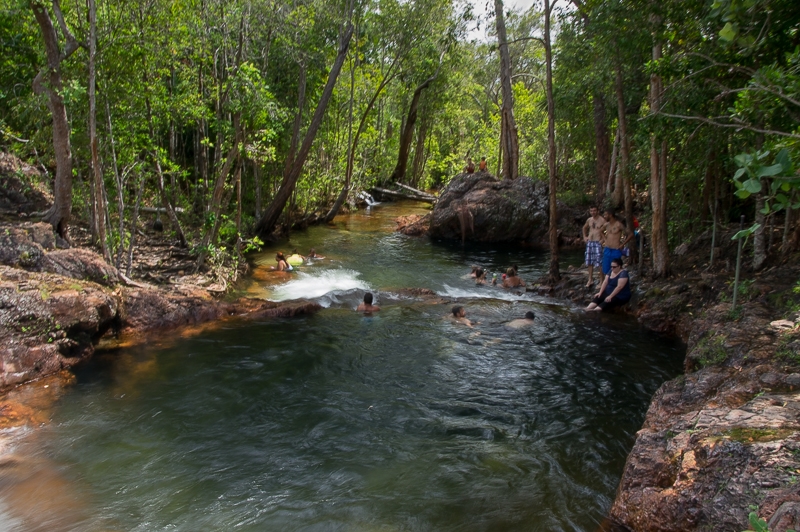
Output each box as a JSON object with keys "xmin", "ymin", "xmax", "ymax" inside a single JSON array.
[{"xmin": 429, "ymin": 173, "xmax": 549, "ymax": 244}]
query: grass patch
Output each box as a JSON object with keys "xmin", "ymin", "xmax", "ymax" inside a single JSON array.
[
  {"xmin": 695, "ymin": 334, "xmax": 729, "ymax": 367},
  {"xmin": 724, "ymin": 427, "xmax": 795, "ymax": 443}
]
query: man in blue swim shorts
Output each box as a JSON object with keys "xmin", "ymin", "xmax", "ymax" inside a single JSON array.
[
  {"xmin": 600, "ymin": 209, "xmax": 632, "ymax": 276},
  {"xmin": 582, "ymin": 206, "xmax": 604, "ymax": 287}
]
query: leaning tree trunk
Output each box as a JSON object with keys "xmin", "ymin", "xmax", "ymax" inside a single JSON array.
[
  {"xmin": 31, "ymin": 1, "xmax": 79, "ymax": 242},
  {"xmin": 545, "ymin": 0, "xmax": 560, "ymax": 282},
  {"xmin": 411, "ymin": 117, "xmax": 429, "ymax": 188},
  {"xmin": 389, "ymin": 64, "xmax": 441, "ymax": 184},
  {"xmin": 495, "ymin": 0, "xmax": 519, "ymax": 180},
  {"xmin": 326, "ymin": 39, "xmax": 400, "ymax": 223},
  {"xmin": 256, "ymin": 23, "xmax": 354, "ymax": 238}
]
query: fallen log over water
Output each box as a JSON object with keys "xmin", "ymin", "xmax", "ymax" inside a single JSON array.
[{"xmin": 371, "ymin": 187, "xmax": 436, "ymax": 204}]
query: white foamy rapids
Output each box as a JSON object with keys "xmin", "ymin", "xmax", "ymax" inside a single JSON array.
[
  {"xmin": 267, "ymin": 269, "xmax": 370, "ymax": 304},
  {"xmin": 438, "ymin": 284, "xmax": 531, "ymax": 301}
]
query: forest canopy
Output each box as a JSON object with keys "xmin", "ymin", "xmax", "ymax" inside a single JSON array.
[{"xmin": 1, "ymin": 0, "xmax": 798, "ymax": 279}]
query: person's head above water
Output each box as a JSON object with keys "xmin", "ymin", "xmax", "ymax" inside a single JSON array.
[
  {"xmin": 363, "ymin": 292, "xmax": 374, "ymax": 305},
  {"xmin": 276, "ymin": 251, "xmax": 286, "ymax": 261},
  {"xmin": 524, "ymin": 311, "xmax": 535, "ymax": 320},
  {"xmin": 452, "ymin": 305, "xmax": 464, "ymax": 317},
  {"xmin": 475, "ymin": 268, "xmax": 484, "ymax": 278},
  {"xmin": 506, "ymin": 267, "xmax": 516, "ymax": 277}
]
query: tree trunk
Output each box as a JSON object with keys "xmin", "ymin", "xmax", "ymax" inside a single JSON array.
[
  {"xmin": 389, "ymin": 67, "xmax": 440, "ymax": 184},
  {"xmin": 593, "ymin": 92, "xmax": 610, "ymax": 204},
  {"xmin": 254, "ymin": 161, "xmax": 262, "ymax": 219},
  {"xmin": 411, "ymin": 117, "xmax": 428, "ymax": 188},
  {"xmin": 88, "ymin": 0, "xmax": 109, "ymax": 261},
  {"xmin": 614, "ymin": 55, "xmax": 637, "ymax": 265},
  {"xmin": 105, "ymin": 99, "xmax": 126, "ymax": 269},
  {"xmin": 495, "ymin": 0, "xmax": 519, "ymax": 180},
  {"xmin": 31, "ymin": 1, "xmax": 78, "ymax": 242},
  {"xmin": 545, "ymin": 0, "xmax": 559, "ymax": 282},
  {"xmin": 326, "ymin": 41, "xmax": 399, "ymax": 223},
  {"xmin": 196, "ymin": 116, "xmax": 242, "ymax": 270},
  {"xmin": 648, "ymin": 38, "xmax": 668, "ymax": 278},
  {"xmin": 256, "ymin": 23, "xmax": 354, "ymax": 238},
  {"xmin": 146, "ymin": 98, "xmax": 188, "ymax": 247},
  {"xmin": 126, "ymin": 172, "xmax": 144, "ymax": 277},
  {"xmin": 754, "ymin": 183, "xmax": 768, "ymax": 270}
]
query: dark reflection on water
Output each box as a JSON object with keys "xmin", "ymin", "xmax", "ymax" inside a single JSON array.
[{"xmin": 32, "ymin": 202, "xmax": 682, "ymax": 531}]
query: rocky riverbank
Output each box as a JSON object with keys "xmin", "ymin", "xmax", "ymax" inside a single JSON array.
[
  {"xmin": 529, "ymin": 233, "xmax": 800, "ymax": 531},
  {"xmin": 0, "ymin": 221, "xmax": 321, "ymax": 395}
]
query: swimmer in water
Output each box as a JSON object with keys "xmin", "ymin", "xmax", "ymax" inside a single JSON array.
[
  {"xmin": 357, "ymin": 292, "xmax": 381, "ymax": 313},
  {"xmin": 307, "ymin": 248, "xmax": 325, "ymax": 259},
  {"xmin": 269, "ymin": 252, "xmax": 292, "ymax": 271},
  {"xmin": 475, "ymin": 268, "xmax": 487, "ymax": 285},
  {"xmin": 505, "ymin": 311, "xmax": 536, "ymax": 329},
  {"xmin": 450, "ymin": 305, "xmax": 476, "ymax": 328}
]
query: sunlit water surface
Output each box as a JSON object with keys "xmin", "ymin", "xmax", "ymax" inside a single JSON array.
[{"xmin": 7, "ymin": 201, "xmax": 683, "ymax": 531}]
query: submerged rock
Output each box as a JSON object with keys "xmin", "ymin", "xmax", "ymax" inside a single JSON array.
[{"xmin": 429, "ymin": 173, "xmax": 549, "ymax": 245}]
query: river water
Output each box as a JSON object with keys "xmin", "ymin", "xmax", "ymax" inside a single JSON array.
[{"xmin": 6, "ymin": 201, "xmax": 683, "ymax": 531}]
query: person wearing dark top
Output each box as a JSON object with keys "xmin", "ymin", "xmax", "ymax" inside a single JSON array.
[{"xmin": 586, "ymin": 257, "xmax": 631, "ymax": 312}]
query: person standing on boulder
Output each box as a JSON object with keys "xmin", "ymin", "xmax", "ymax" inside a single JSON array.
[
  {"xmin": 600, "ymin": 209, "xmax": 632, "ymax": 277},
  {"xmin": 465, "ymin": 157, "xmax": 475, "ymax": 173},
  {"xmin": 478, "ymin": 156, "xmax": 487, "ymax": 172},
  {"xmin": 582, "ymin": 206, "xmax": 605, "ymax": 287}
]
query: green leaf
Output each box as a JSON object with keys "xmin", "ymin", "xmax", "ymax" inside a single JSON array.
[
  {"xmin": 719, "ymin": 22, "xmax": 737, "ymax": 41},
  {"xmin": 735, "ymin": 153, "xmax": 752, "ymax": 166},
  {"xmin": 735, "ymin": 189, "xmax": 752, "ymax": 199},
  {"xmin": 732, "ymin": 223, "xmax": 761, "ymax": 241},
  {"xmin": 743, "ymin": 178, "xmax": 763, "ymax": 193},
  {"xmin": 760, "ymin": 202, "xmax": 770, "ymax": 215},
  {"xmin": 756, "ymin": 163, "xmax": 784, "ymax": 177},
  {"xmin": 776, "ymin": 193, "xmax": 790, "ymax": 204},
  {"xmin": 734, "ymin": 167, "xmax": 746, "ymax": 180},
  {"xmin": 775, "ymin": 148, "xmax": 793, "ymax": 172}
]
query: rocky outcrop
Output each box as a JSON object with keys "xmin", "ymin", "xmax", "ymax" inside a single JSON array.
[
  {"xmin": 0, "ymin": 266, "xmax": 118, "ymax": 389},
  {"xmin": 0, "ymin": 223, "xmax": 323, "ymax": 392},
  {"xmin": 429, "ymin": 173, "xmax": 550, "ymax": 244},
  {"xmin": 609, "ymin": 303, "xmax": 800, "ymax": 532},
  {"xmin": 0, "ymin": 222, "xmax": 118, "ymax": 286}
]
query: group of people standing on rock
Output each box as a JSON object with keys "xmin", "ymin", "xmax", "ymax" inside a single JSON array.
[
  {"xmin": 582, "ymin": 206, "xmax": 633, "ymax": 312},
  {"xmin": 464, "ymin": 156, "xmax": 488, "ymax": 174}
]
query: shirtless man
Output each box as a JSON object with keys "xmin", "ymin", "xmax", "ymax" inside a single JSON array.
[
  {"xmin": 357, "ymin": 292, "xmax": 381, "ymax": 313},
  {"xmin": 506, "ymin": 311, "xmax": 535, "ymax": 329},
  {"xmin": 450, "ymin": 306, "xmax": 475, "ymax": 327},
  {"xmin": 502, "ymin": 267, "xmax": 525, "ymax": 289},
  {"xmin": 600, "ymin": 209, "xmax": 633, "ymax": 276},
  {"xmin": 582, "ymin": 206, "xmax": 605, "ymax": 287}
]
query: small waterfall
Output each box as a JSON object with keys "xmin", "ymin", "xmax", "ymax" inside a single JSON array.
[{"xmin": 358, "ymin": 190, "xmax": 378, "ymax": 206}]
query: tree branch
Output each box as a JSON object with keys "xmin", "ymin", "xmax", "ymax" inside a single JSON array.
[{"xmin": 655, "ymin": 111, "xmax": 800, "ymax": 139}]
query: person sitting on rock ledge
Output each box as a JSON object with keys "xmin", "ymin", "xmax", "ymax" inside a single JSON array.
[
  {"xmin": 357, "ymin": 292, "xmax": 381, "ymax": 314},
  {"xmin": 502, "ymin": 267, "xmax": 525, "ymax": 289},
  {"xmin": 586, "ymin": 257, "xmax": 631, "ymax": 312}
]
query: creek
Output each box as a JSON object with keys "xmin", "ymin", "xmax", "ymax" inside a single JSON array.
[{"xmin": 7, "ymin": 201, "xmax": 683, "ymax": 531}]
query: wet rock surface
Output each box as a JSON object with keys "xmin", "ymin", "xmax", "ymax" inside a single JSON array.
[{"xmin": 429, "ymin": 173, "xmax": 550, "ymax": 244}]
